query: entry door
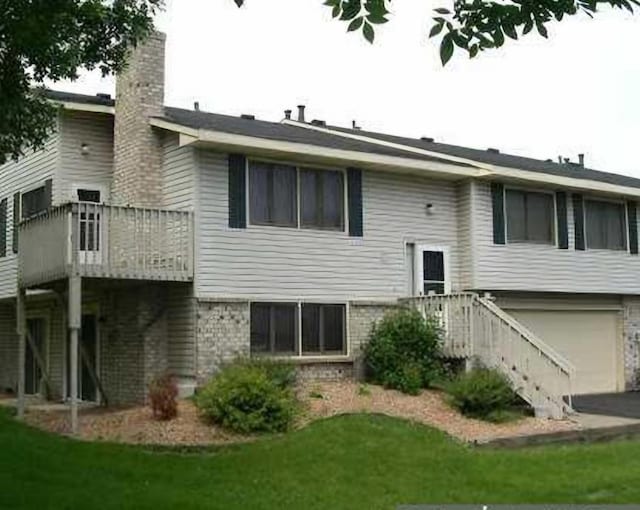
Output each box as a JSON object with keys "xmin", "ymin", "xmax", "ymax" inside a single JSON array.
[
  {"xmin": 75, "ymin": 188, "xmax": 104, "ymax": 265},
  {"xmin": 66, "ymin": 314, "xmax": 99, "ymax": 402},
  {"xmin": 414, "ymin": 246, "xmax": 450, "ymax": 296},
  {"xmin": 25, "ymin": 318, "xmax": 46, "ymax": 395}
]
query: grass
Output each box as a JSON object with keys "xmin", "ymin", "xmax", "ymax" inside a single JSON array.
[{"xmin": 1, "ymin": 408, "xmax": 640, "ymax": 509}]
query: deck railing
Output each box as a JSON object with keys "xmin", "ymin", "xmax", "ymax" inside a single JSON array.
[
  {"xmin": 19, "ymin": 202, "xmax": 194, "ymax": 287},
  {"xmin": 404, "ymin": 293, "xmax": 575, "ymax": 418}
]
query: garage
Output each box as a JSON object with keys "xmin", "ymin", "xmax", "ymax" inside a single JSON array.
[{"xmin": 504, "ymin": 308, "xmax": 622, "ymax": 395}]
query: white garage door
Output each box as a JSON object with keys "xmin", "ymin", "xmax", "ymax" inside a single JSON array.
[{"xmin": 507, "ymin": 310, "xmax": 620, "ymax": 395}]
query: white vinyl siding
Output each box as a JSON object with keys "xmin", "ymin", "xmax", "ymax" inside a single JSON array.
[
  {"xmin": 195, "ymin": 150, "xmax": 461, "ymax": 301},
  {"xmin": 0, "ymin": 134, "xmax": 58, "ymax": 299},
  {"xmin": 162, "ymin": 133, "xmax": 196, "ymax": 210},
  {"xmin": 166, "ymin": 284, "xmax": 196, "ymax": 377},
  {"xmin": 56, "ymin": 110, "xmax": 114, "ymax": 204},
  {"xmin": 472, "ymin": 181, "xmax": 640, "ymax": 293}
]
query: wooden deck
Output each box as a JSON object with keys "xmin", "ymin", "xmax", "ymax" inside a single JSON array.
[{"xmin": 18, "ymin": 202, "xmax": 194, "ymax": 287}]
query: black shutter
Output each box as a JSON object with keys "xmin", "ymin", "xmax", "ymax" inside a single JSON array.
[
  {"xmin": 0, "ymin": 199, "xmax": 7, "ymax": 258},
  {"xmin": 228, "ymin": 154, "xmax": 247, "ymax": 229},
  {"xmin": 573, "ymin": 193, "xmax": 585, "ymax": 251},
  {"xmin": 628, "ymin": 201, "xmax": 638, "ymax": 255},
  {"xmin": 347, "ymin": 168, "xmax": 363, "ymax": 237},
  {"xmin": 12, "ymin": 192, "xmax": 20, "ymax": 254},
  {"xmin": 44, "ymin": 179, "xmax": 53, "ymax": 210},
  {"xmin": 556, "ymin": 191, "xmax": 569, "ymax": 249},
  {"xmin": 491, "ymin": 182, "xmax": 505, "ymax": 245}
]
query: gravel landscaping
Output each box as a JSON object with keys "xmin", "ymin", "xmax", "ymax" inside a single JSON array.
[{"xmin": 8, "ymin": 381, "xmax": 579, "ymax": 446}]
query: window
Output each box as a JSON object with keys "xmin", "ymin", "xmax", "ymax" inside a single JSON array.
[
  {"xmin": 0, "ymin": 198, "xmax": 7, "ymax": 258},
  {"xmin": 586, "ymin": 199, "xmax": 627, "ymax": 250},
  {"xmin": 301, "ymin": 304, "xmax": 346, "ymax": 355},
  {"xmin": 21, "ymin": 186, "xmax": 47, "ymax": 220},
  {"xmin": 249, "ymin": 161, "xmax": 345, "ymax": 231},
  {"xmin": 249, "ymin": 162, "xmax": 297, "ymax": 227},
  {"xmin": 250, "ymin": 302, "xmax": 346, "ymax": 356},
  {"xmin": 301, "ymin": 169, "xmax": 344, "ymax": 230},
  {"xmin": 250, "ymin": 303, "xmax": 298, "ymax": 355},
  {"xmin": 421, "ymin": 250, "xmax": 446, "ymax": 295},
  {"xmin": 505, "ymin": 189, "xmax": 554, "ymax": 244}
]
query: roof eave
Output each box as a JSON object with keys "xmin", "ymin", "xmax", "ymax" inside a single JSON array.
[{"xmin": 149, "ymin": 117, "xmax": 486, "ymax": 180}]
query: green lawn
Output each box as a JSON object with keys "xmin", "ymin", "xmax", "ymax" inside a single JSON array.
[{"xmin": 1, "ymin": 408, "xmax": 639, "ymax": 509}]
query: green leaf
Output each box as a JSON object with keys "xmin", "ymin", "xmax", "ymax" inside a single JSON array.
[
  {"xmin": 367, "ymin": 14, "xmax": 389, "ymax": 24},
  {"xmin": 429, "ymin": 22, "xmax": 444, "ymax": 38},
  {"xmin": 523, "ymin": 20, "xmax": 534, "ymax": 34},
  {"xmin": 348, "ymin": 17, "xmax": 364, "ymax": 31},
  {"xmin": 502, "ymin": 20, "xmax": 518, "ymax": 40},
  {"xmin": 536, "ymin": 22, "xmax": 548, "ymax": 38},
  {"xmin": 234, "ymin": 0, "xmax": 244, "ymax": 6},
  {"xmin": 492, "ymin": 28, "xmax": 504, "ymax": 47},
  {"xmin": 434, "ymin": 7, "xmax": 451, "ymax": 14},
  {"xmin": 332, "ymin": 5, "xmax": 341, "ymax": 18},
  {"xmin": 440, "ymin": 34, "xmax": 455, "ymax": 65},
  {"xmin": 340, "ymin": 0, "xmax": 362, "ymax": 20},
  {"xmin": 469, "ymin": 44, "xmax": 479, "ymax": 58},
  {"xmin": 363, "ymin": 21, "xmax": 375, "ymax": 43}
]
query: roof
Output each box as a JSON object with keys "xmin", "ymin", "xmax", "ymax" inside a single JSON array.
[
  {"xmin": 43, "ymin": 89, "xmax": 640, "ymax": 191},
  {"xmin": 158, "ymin": 107, "xmax": 460, "ymax": 165},
  {"xmin": 45, "ymin": 89, "xmax": 115, "ymax": 107},
  {"xmin": 324, "ymin": 125, "xmax": 640, "ymax": 190}
]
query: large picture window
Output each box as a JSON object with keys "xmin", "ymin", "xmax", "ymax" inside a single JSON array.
[
  {"xmin": 250, "ymin": 302, "xmax": 346, "ymax": 357},
  {"xmin": 249, "ymin": 161, "xmax": 345, "ymax": 231},
  {"xmin": 505, "ymin": 189, "xmax": 555, "ymax": 244},
  {"xmin": 586, "ymin": 199, "xmax": 627, "ymax": 250}
]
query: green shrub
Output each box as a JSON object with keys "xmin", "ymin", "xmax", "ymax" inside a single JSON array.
[
  {"xmin": 364, "ymin": 308, "xmax": 443, "ymax": 394},
  {"xmin": 445, "ymin": 367, "xmax": 518, "ymax": 421},
  {"xmin": 195, "ymin": 359, "xmax": 299, "ymax": 434}
]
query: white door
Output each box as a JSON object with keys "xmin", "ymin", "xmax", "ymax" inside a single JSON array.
[
  {"xmin": 74, "ymin": 187, "xmax": 106, "ymax": 265},
  {"xmin": 413, "ymin": 245, "xmax": 451, "ymax": 296},
  {"xmin": 507, "ymin": 309, "xmax": 621, "ymax": 395}
]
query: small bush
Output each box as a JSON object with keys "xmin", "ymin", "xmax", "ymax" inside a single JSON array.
[
  {"xmin": 148, "ymin": 373, "xmax": 179, "ymax": 421},
  {"xmin": 445, "ymin": 368, "xmax": 518, "ymax": 421},
  {"xmin": 364, "ymin": 308, "xmax": 443, "ymax": 394},
  {"xmin": 195, "ymin": 359, "xmax": 299, "ymax": 434}
]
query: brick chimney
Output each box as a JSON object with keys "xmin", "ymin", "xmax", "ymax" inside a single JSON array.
[{"xmin": 112, "ymin": 31, "xmax": 166, "ymax": 207}]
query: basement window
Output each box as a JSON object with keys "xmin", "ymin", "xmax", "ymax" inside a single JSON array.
[{"xmin": 250, "ymin": 302, "xmax": 346, "ymax": 357}]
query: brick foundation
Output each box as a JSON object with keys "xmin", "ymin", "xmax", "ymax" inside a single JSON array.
[{"xmin": 623, "ymin": 297, "xmax": 640, "ymax": 390}]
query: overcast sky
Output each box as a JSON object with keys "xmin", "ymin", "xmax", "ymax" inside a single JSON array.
[{"xmin": 53, "ymin": 0, "xmax": 640, "ymax": 176}]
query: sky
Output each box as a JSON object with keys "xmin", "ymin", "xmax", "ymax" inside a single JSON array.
[{"xmin": 52, "ymin": 0, "xmax": 640, "ymax": 176}]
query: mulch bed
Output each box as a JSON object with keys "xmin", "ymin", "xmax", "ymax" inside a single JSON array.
[{"xmin": 16, "ymin": 381, "xmax": 579, "ymax": 446}]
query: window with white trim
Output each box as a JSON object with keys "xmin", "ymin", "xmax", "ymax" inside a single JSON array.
[
  {"xmin": 250, "ymin": 302, "xmax": 346, "ymax": 357},
  {"xmin": 505, "ymin": 189, "xmax": 555, "ymax": 244},
  {"xmin": 249, "ymin": 161, "xmax": 345, "ymax": 231},
  {"xmin": 585, "ymin": 199, "xmax": 627, "ymax": 250}
]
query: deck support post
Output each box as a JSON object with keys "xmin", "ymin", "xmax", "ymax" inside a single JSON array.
[
  {"xmin": 68, "ymin": 275, "xmax": 82, "ymax": 435},
  {"xmin": 16, "ymin": 287, "xmax": 26, "ymax": 419}
]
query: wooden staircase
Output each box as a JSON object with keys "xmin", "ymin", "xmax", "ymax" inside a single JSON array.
[{"xmin": 404, "ymin": 293, "xmax": 576, "ymax": 419}]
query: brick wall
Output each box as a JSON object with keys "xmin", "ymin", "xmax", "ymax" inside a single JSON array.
[
  {"xmin": 622, "ymin": 297, "xmax": 640, "ymax": 390},
  {"xmin": 100, "ymin": 284, "xmax": 169, "ymax": 405},
  {"xmin": 195, "ymin": 300, "xmax": 250, "ymax": 384},
  {"xmin": 194, "ymin": 299, "xmax": 399, "ymax": 386},
  {"xmin": 112, "ymin": 31, "xmax": 166, "ymax": 207}
]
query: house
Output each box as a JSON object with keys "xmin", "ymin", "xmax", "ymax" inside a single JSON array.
[{"xmin": 1, "ymin": 32, "xmax": 638, "ymax": 426}]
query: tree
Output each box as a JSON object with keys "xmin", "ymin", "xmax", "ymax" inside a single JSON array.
[
  {"xmin": 0, "ymin": 0, "xmax": 162, "ymax": 165},
  {"xmin": 234, "ymin": 0, "xmax": 639, "ymax": 65}
]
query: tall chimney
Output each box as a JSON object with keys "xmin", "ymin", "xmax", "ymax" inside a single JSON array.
[
  {"xmin": 578, "ymin": 153, "xmax": 585, "ymax": 167},
  {"xmin": 112, "ymin": 31, "xmax": 166, "ymax": 207},
  {"xmin": 297, "ymin": 105, "xmax": 306, "ymax": 122}
]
